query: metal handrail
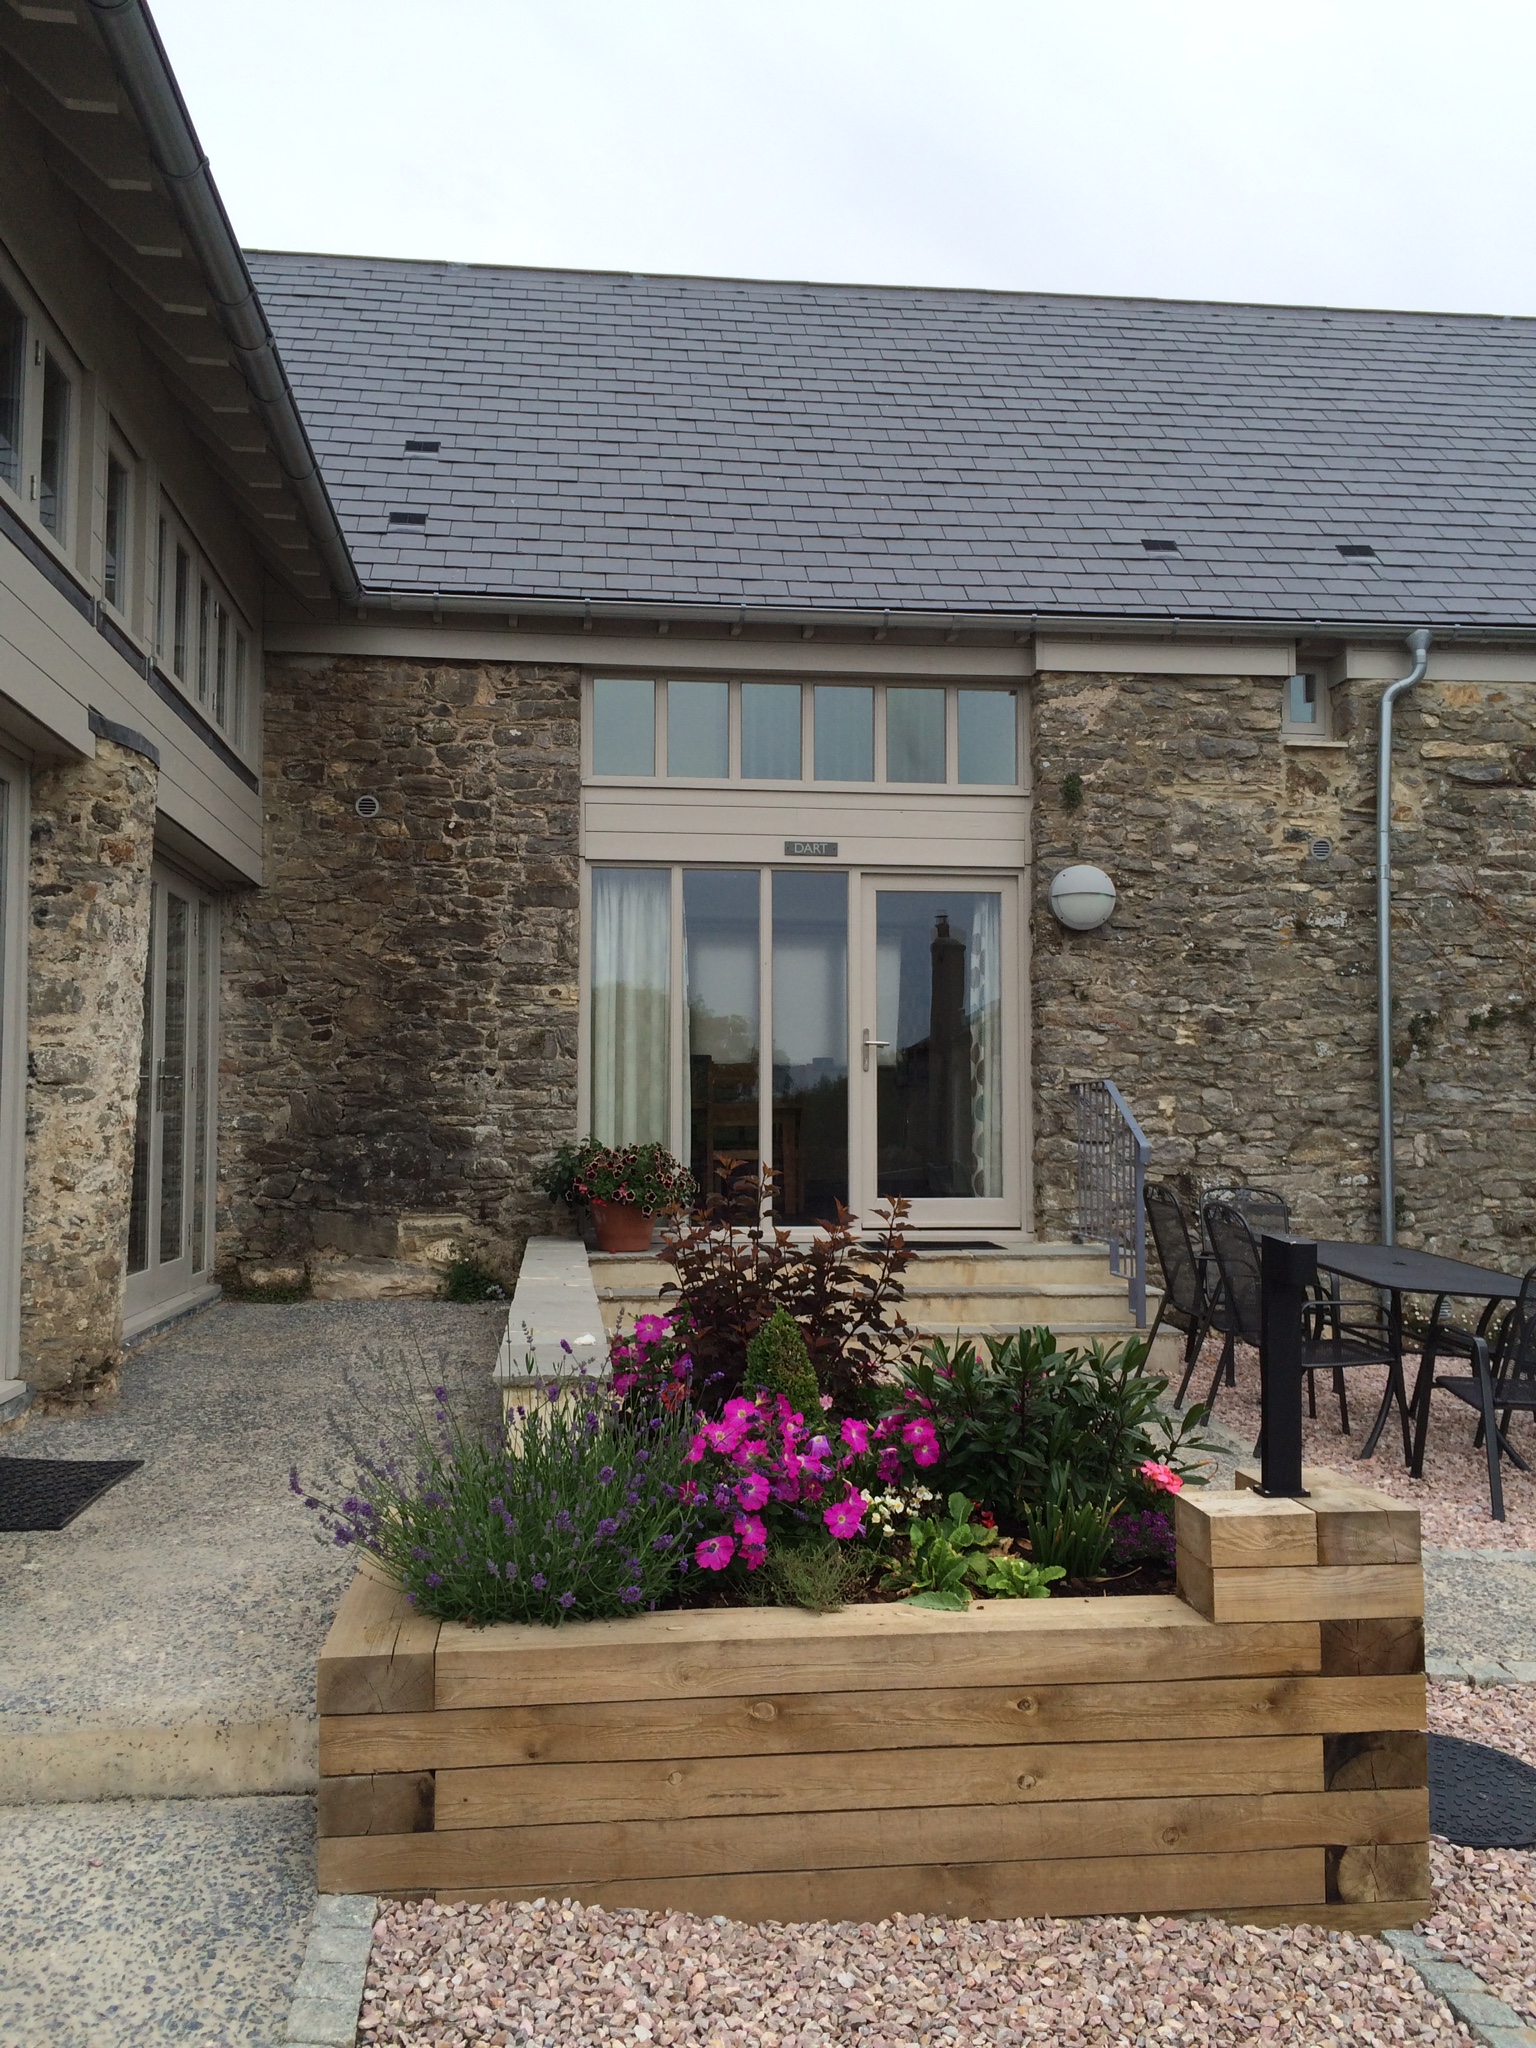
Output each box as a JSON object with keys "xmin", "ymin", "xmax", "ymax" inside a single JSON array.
[{"xmin": 1071, "ymin": 1079, "xmax": 1151, "ymax": 1326}]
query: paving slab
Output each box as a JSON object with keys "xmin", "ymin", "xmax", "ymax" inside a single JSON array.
[{"xmin": 0, "ymin": 1795, "xmax": 314, "ymax": 2048}]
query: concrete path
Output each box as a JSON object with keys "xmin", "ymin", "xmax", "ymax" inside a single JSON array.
[
  {"xmin": 0, "ymin": 1299, "xmax": 503, "ymax": 1797},
  {"xmin": 0, "ymin": 1300, "xmax": 504, "ymax": 2048},
  {"xmin": 0, "ymin": 1795, "xmax": 313, "ymax": 2048}
]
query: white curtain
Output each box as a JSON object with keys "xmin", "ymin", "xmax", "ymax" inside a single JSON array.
[
  {"xmin": 967, "ymin": 893, "xmax": 1003, "ymax": 1197},
  {"xmin": 591, "ymin": 869, "xmax": 670, "ymax": 1146}
]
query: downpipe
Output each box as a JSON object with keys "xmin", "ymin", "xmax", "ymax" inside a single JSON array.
[{"xmin": 1378, "ymin": 629, "xmax": 1433, "ymax": 1244}]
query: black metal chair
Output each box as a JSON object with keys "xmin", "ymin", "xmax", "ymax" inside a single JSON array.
[
  {"xmin": 1204, "ymin": 1201, "xmax": 1412, "ymax": 1454},
  {"xmin": 1407, "ymin": 1268, "xmax": 1536, "ymax": 1504},
  {"xmin": 1409, "ymin": 1288, "xmax": 1536, "ymax": 1522},
  {"xmin": 1198, "ymin": 1188, "xmax": 1293, "ymax": 1396},
  {"xmin": 1144, "ymin": 1183, "xmax": 1217, "ymax": 1405}
]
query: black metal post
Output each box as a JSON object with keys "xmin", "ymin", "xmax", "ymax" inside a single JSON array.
[{"xmin": 1258, "ymin": 1233, "xmax": 1317, "ymax": 1498}]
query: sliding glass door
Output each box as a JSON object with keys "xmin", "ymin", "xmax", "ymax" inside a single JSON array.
[
  {"xmin": 586, "ymin": 865, "xmax": 1019, "ymax": 1230},
  {"xmin": 124, "ymin": 865, "xmax": 219, "ymax": 1325}
]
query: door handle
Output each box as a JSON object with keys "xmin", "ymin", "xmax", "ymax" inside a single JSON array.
[{"xmin": 861, "ymin": 1028, "xmax": 891, "ymax": 1072}]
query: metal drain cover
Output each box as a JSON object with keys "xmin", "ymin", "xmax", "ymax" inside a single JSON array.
[{"xmin": 1430, "ymin": 1731, "xmax": 1536, "ymax": 1849}]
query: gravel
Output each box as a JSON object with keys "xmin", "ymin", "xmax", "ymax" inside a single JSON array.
[
  {"xmin": 1184, "ymin": 1335, "xmax": 1536, "ymax": 1548},
  {"xmin": 1426, "ymin": 1679, "xmax": 1536, "ymax": 2021},
  {"xmin": 361, "ymin": 1899, "xmax": 1470, "ymax": 2045}
]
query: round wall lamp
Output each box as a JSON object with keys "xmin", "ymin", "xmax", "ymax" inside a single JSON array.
[{"xmin": 1048, "ymin": 864, "xmax": 1117, "ymax": 932}]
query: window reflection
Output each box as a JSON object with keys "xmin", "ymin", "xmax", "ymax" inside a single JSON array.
[
  {"xmin": 772, "ymin": 871, "xmax": 848, "ymax": 1224},
  {"xmin": 684, "ymin": 871, "xmax": 759, "ymax": 1203}
]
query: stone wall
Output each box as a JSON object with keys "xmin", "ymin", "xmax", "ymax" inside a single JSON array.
[
  {"xmin": 1031, "ymin": 667, "xmax": 1536, "ymax": 1264},
  {"xmin": 219, "ymin": 654, "xmax": 580, "ymax": 1284},
  {"xmin": 22, "ymin": 735, "xmax": 157, "ymax": 1390}
]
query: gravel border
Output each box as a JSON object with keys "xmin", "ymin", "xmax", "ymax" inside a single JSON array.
[{"xmin": 287, "ymin": 1893, "xmax": 376, "ymax": 2048}]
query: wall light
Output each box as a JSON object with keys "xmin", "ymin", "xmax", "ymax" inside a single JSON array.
[{"xmin": 1048, "ymin": 864, "xmax": 1117, "ymax": 932}]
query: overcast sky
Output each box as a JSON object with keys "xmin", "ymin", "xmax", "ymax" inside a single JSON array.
[{"xmin": 150, "ymin": 0, "xmax": 1536, "ymax": 318}]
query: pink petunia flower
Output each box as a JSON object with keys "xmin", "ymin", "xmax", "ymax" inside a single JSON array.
[
  {"xmin": 876, "ymin": 1447, "xmax": 902, "ymax": 1484},
  {"xmin": 695, "ymin": 1534, "xmax": 736, "ymax": 1571},
  {"xmin": 634, "ymin": 1313, "xmax": 672, "ymax": 1343},
  {"xmin": 739, "ymin": 1542, "xmax": 767, "ymax": 1572},
  {"xmin": 702, "ymin": 1419, "xmax": 742, "ymax": 1455},
  {"xmin": 823, "ymin": 1493, "xmax": 866, "ymax": 1539},
  {"xmin": 684, "ymin": 1434, "xmax": 707, "ymax": 1465},
  {"xmin": 840, "ymin": 1417, "xmax": 871, "ymax": 1455},
  {"xmin": 732, "ymin": 1437, "xmax": 770, "ymax": 1467},
  {"xmin": 734, "ymin": 1512, "xmax": 768, "ymax": 1548},
  {"xmin": 724, "ymin": 1398, "xmax": 761, "ymax": 1429},
  {"xmin": 735, "ymin": 1473, "xmax": 771, "ymax": 1511},
  {"xmin": 1140, "ymin": 1459, "xmax": 1184, "ymax": 1495},
  {"xmin": 910, "ymin": 1437, "xmax": 941, "ymax": 1467}
]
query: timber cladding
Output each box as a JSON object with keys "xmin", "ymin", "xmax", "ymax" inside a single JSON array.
[{"xmin": 316, "ymin": 1479, "xmax": 1427, "ymax": 1930}]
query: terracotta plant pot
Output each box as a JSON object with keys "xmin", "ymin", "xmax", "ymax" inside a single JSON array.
[{"xmin": 590, "ymin": 1200, "xmax": 655, "ymax": 1253}]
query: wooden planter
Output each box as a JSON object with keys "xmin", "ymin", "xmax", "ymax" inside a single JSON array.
[{"xmin": 317, "ymin": 1470, "xmax": 1427, "ymax": 1930}]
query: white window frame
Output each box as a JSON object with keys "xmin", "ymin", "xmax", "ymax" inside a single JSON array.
[
  {"xmin": 155, "ymin": 495, "xmax": 258, "ymax": 757},
  {"xmin": 100, "ymin": 423, "xmax": 137, "ymax": 624},
  {"xmin": 1281, "ymin": 670, "xmax": 1336, "ymax": 743},
  {"xmin": 0, "ymin": 250, "xmax": 84, "ymax": 569},
  {"xmin": 584, "ymin": 676, "xmax": 1022, "ymax": 792}
]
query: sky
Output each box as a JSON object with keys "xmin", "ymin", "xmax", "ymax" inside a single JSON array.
[{"xmin": 149, "ymin": 0, "xmax": 1536, "ymax": 318}]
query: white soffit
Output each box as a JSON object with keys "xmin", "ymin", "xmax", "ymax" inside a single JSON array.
[{"xmin": 1344, "ymin": 645, "xmax": 1536, "ymax": 684}]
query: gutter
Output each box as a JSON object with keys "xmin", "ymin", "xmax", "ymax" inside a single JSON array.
[
  {"xmin": 1378, "ymin": 628, "xmax": 1433, "ymax": 1244},
  {"xmin": 83, "ymin": 0, "xmax": 361, "ymax": 605}
]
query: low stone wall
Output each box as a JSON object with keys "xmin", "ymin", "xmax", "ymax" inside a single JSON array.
[{"xmin": 315, "ymin": 1478, "xmax": 1426, "ymax": 1930}]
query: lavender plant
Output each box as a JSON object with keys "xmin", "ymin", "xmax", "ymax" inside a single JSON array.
[{"xmin": 293, "ymin": 1375, "xmax": 706, "ymax": 1627}]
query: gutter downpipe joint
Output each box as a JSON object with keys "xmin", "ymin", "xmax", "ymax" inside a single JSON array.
[{"xmin": 1378, "ymin": 628, "xmax": 1433, "ymax": 1245}]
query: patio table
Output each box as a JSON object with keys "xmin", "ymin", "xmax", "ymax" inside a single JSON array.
[{"xmin": 1311, "ymin": 1240, "xmax": 1527, "ymax": 1464}]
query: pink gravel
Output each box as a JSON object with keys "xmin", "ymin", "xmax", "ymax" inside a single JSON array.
[
  {"xmin": 1183, "ymin": 1335, "xmax": 1536, "ymax": 1547},
  {"xmin": 1426, "ymin": 1679, "xmax": 1536, "ymax": 2020},
  {"xmin": 360, "ymin": 1900, "xmax": 1468, "ymax": 2045}
]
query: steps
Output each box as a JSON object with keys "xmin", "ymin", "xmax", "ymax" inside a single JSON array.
[{"xmin": 592, "ymin": 1242, "xmax": 1178, "ymax": 1368}]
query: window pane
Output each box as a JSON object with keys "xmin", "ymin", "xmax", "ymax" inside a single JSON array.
[
  {"xmin": 104, "ymin": 455, "xmax": 129, "ymax": 609},
  {"xmin": 741, "ymin": 683, "xmax": 801, "ymax": 779},
  {"xmin": 233, "ymin": 633, "xmax": 249, "ymax": 746},
  {"xmin": 173, "ymin": 545, "xmax": 190, "ymax": 677},
  {"xmin": 197, "ymin": 580, "xmax": 211, "ymax": 700},
  {"xmin": 214, "ymin": 604, "xmax": 229, "ymax": 728},
  {"xmin": 592, "ymin": 677, "xmax": 655, "ymax": 775},
  {"xmin": 957, "ymin": 689, "xmax": 1017, "ymax": 784},
  {"xmin": 1288, "ymin": 674, "xmax": 1319, "ymax": 725},
  {"xmin": 667, "ymin": 680, "xmax": 728, "ymax": 778},
  {"xmin": 127, "ymin": 900, "xmax": 155, "ymax": 1276},
  {"xmin": 886, "ymin": 688, "xmax": 945, "ymax": 782},
  {"xmin": 0, "ymin": 285, "xmax": 21, "ymax": 493},
  {"xmin": 39, "ymin": 354, "xmax": 69, "ymax": 536},
  {"xmin": 814, "ymin": 685, "xmax": 873, "ymax": 782},
  {"xmin": 155, "ymin": 518, "xmax": 167, "ymax": 661},
  {"xmin": 590, "ymin": 867, "xmax": 670, "ymax": 1146},
  {"xmin": 684, "ymin": 870, "xmax": 758, "ymax": 1203},
  {"xmin": 158, "ymin": 891, "xmax": 190, "ymax": 1263},
  {"xmin": 876, "ymin": 890, "xmax": 1003, "ymax": 1198},
  {"xmin": 772, "ymin": 870, "xmax": 848, "ymax": 1225}
]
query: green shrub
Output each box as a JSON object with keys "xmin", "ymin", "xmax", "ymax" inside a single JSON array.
[
  {"xmin": 744, "ymin": 1306, "xmax": 820, "ymax": 1416},
  {"xmin": 889, "ymin": 1492, "xmax": 1065, "ymax": 1610},
  {"xmin": 439, "ymin": 1252, "xmax": 506, "ymax": 1303},
  {"xmin": 295, "ymin": 1380, "xmax": 704, "ymax": 1625},
  {"xmin": 749, "ymin": 1540, "xmax": 869, "ymax": 1614}
]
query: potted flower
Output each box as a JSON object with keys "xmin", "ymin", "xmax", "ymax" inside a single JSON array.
[{"xmin": 536, "ymin": 1138, "xmax": 698, "ymax": 1253}]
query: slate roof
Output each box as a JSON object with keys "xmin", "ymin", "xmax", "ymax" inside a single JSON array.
[{"xmin": 246, "ymin": 250, "xmax": 1536, "ymax": 627}]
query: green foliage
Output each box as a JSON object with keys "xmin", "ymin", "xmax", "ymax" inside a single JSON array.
[
  {"xmin": 227, "ymin": 1279, "xmax": 309, "ymax": 1304},
  {"xmin": 1061, "ymin": 772, "xmax": 1085, "ymax": 812},
  {"xmin": 439, "ymin": 1252, "xmax": 507, "ymax": 1303},
  {"xmin": 750, "ymin": 1540, "xmax": 869, "ymax": 1614},
  {"xmin": 297, "ymin": 1380, "xmax": 704, "ymax": 1626},
  {"xmin": 892, "ymin": 1327, "xmax": 1212, "ymax": 1529},
  {"xmin": 745, "ymin": 1306, "xmax": 820, "ymax": 1416},
  {"xmin": 890, "ymin": 1492, "xmax": 1065, "ymax": 1610},
  {"xmin": 1023, "ymin": 1486, "xmax": 1119, "ymax": 1579},
  {"xmin": 535, "ymin": 1138, "xmax": 698, "ymax": 1212}
]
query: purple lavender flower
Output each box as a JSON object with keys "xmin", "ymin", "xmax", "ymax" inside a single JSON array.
[
  {"xmin": 531, "ymin": 1572, "xmax": 546, "ymax": 1590},
  {"xmin": 558, "ymin": 1591, "xmax": 576, "ymax": 1610},
  {"xmin": 620, "ymin": 1586, "xmax": 642, "ymax": 1604},
  {"xmin": 598, "ymin": 1466, "xmax": 616, "ymax": 1485},
  {"xmin": 425, "ymin": 1572, "xmax": 443, "ymax": 1588}
]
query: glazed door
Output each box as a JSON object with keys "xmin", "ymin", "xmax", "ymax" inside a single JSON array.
[
  {"xmin": 124, "ymin": 867, "xmax": 217, "ymax": 1322},
  {"xmin": 855, "ymin": 874, "xmax": 1020, "ymax": 1229}
]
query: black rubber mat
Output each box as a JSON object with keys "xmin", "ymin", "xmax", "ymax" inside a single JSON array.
[
  {"xmin": 0, "ymin": 1456, "xmax": 142, "ymax": 1531},
  {"xmin": 1430, "ymin": 1730, "xmax": 1536, "ymax": 1848}
]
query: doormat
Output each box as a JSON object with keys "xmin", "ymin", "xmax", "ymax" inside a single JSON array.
[
  {"xmin": 1430, "ymin": 1731, "xmax": 1536, "ymax": 1848},
  {"xmin": 0, "ymin": 1457, "xmax": 142, "ymax": 1531}
]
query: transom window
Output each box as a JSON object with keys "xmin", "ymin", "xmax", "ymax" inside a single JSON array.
[{"xmin": 589, "ymin": 678, "xmax": 1019, "ymax": 787}]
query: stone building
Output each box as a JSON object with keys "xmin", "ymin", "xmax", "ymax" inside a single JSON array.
[{"xmin": 2, "ymin": 3, "xmax": 1536, "ymax": 1404}]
